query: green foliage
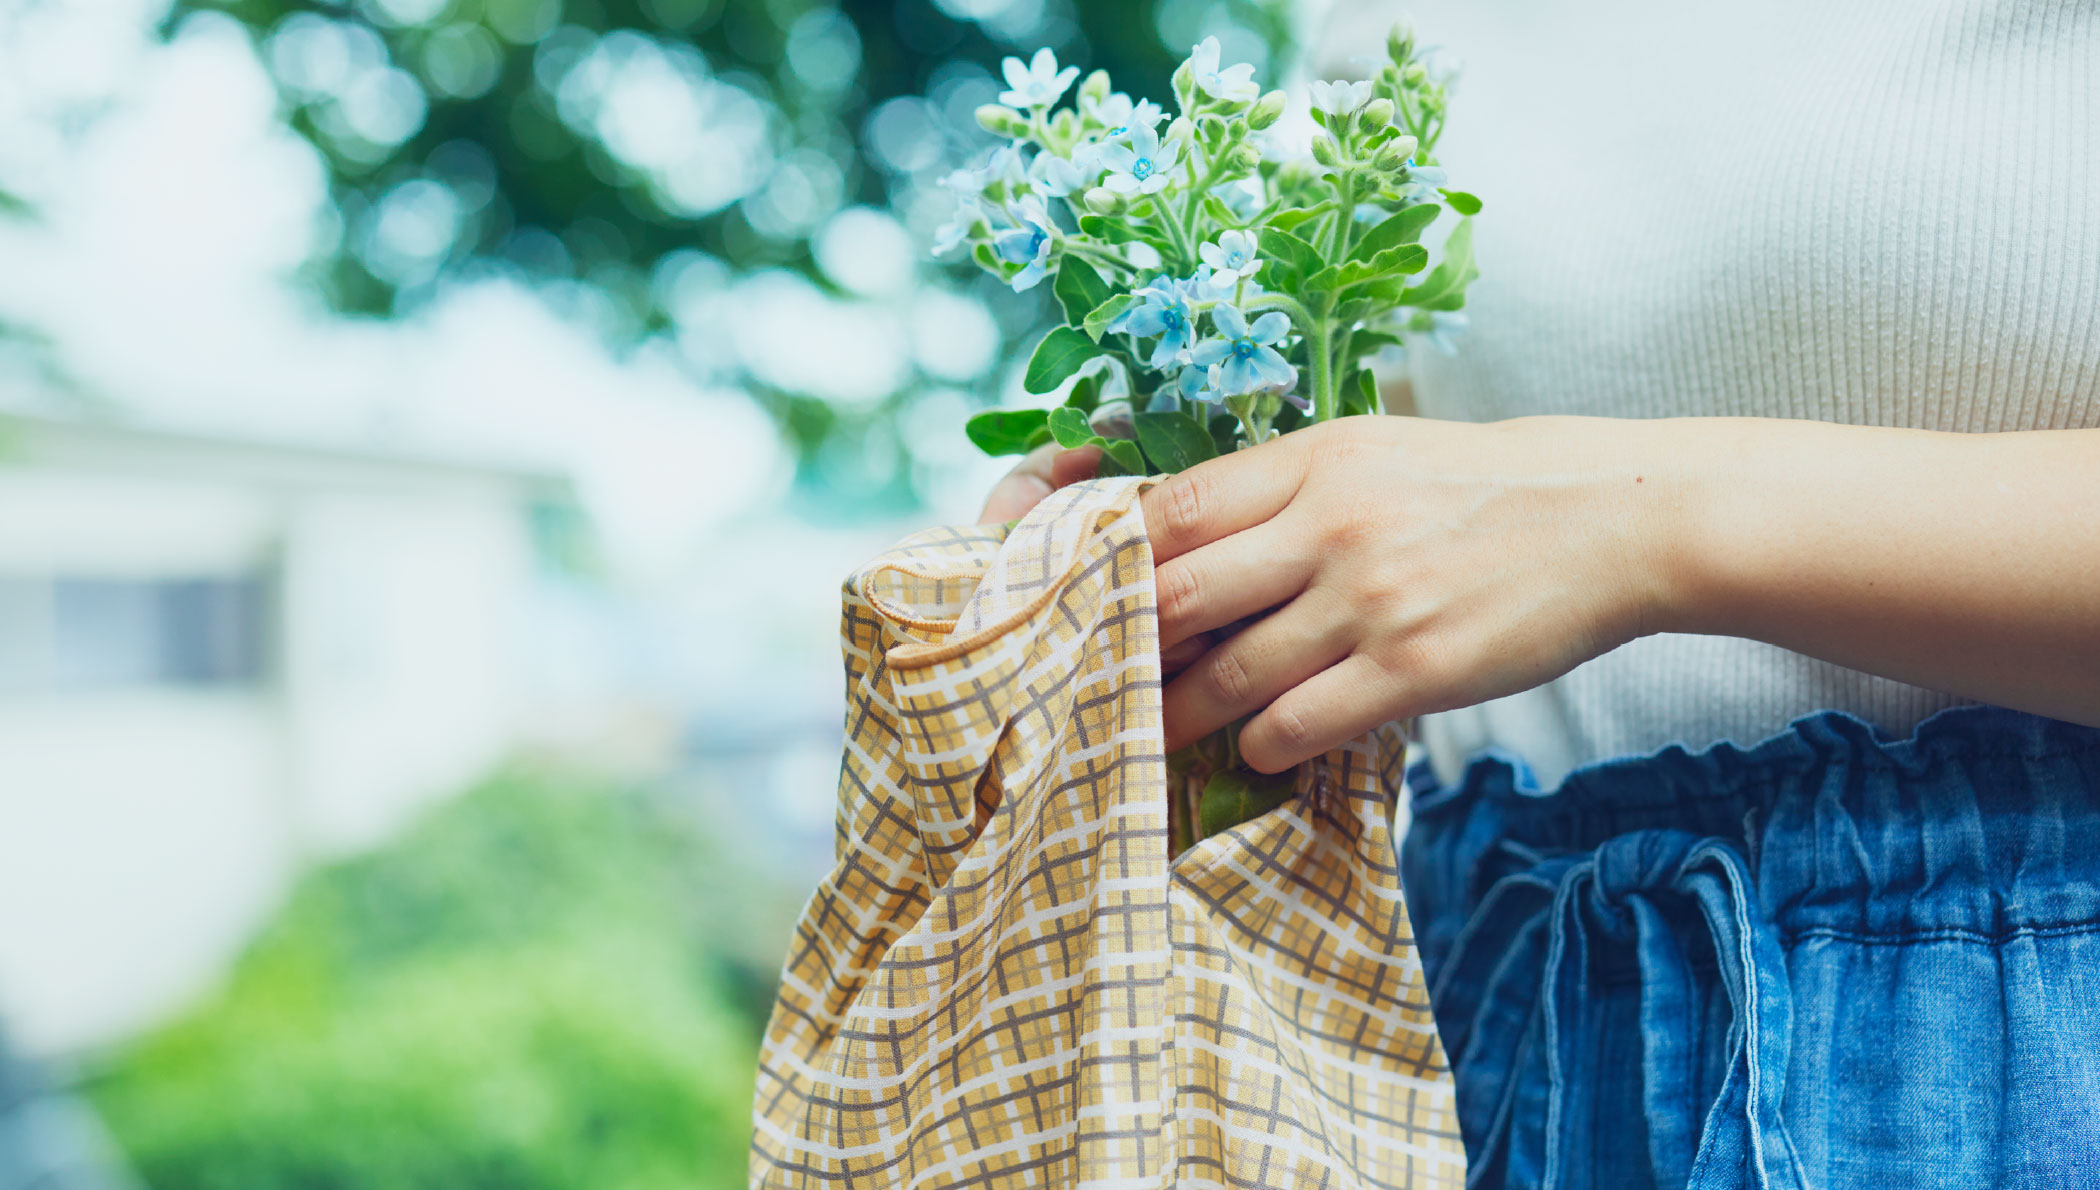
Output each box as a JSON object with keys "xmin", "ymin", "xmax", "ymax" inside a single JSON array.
[
  {"xmin": 1023, "ymin": 326, "xmax": 1106, "ymax": 394},
  {"xmin": 965, "ymin": 407, "xmax": 1051, "ymax": 456},
  {"xmin": 87, "ymin": 771, "xmax": 761, "ymax": 1190},
  {"xmin": 1196, "ymin": 767, "xmax": 1297, "ymax": 838},
  {"xmin": 163, "ymin": 0, "xmax": 1298, "ymax": 508},
  {"xmin": 942, "ymin": 24, "xmax": 1481, "ymax": 477},
  {"xmin": 1131, "ymin": 410, "xmax": 1216, "ymax": 472}
]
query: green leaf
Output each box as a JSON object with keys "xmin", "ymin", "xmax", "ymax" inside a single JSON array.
[
  {"xmin": 1063, "ymin": 371, "xmax": 1103, "ymax": 414},
  {"xmin": 1201, "ymin": 194, "xmax": 1241, "ymax": 227},
  {"xmin": 1053, "ymin": 257, "xmax": 1112, "ymax": 328},
  {"xmin": 1341, "ymin": 369, "xmax": 1380, "ymax": 417},
  {"xmin": 1440, "ymin": 189, "xmax": 1484, "ymax": 216},
  {"xmin": 1307, "ymin": 242, "xmax": 1429, "ymax": 293},
  {"xmin": 1025, "ymin": 327, "xmax": 1107, "ymax": 394},
  {"xmin": 1207, "ymin": 411, "xmax": 1239, "ymax": 456},
  {"xmin": 1096, "ymin": 437, "xmax": 1149, "ymax": 476},
  {"xmin": 1348, "ymin": 330, "xmax": 1405, "ymax": 354},
  {"xmin": 1131, "ymin": 411, "xmax": 1218, "ymax": 473},
  {"xmin": 1024, "ymin": 424, "xmax": 1054, "ymax": 450},
  {"xmin": 1046, "ymin": 405, "xmax": 1095, "ymax": 449},
  {"xmin": 1197, "ymin": 767, "xmax": 1299, "ymax": 838},
  {"xmin": 1266, "ymin": 206, "xmax": 1326, "ymax": 232},
  {"xmin": 1081, "ymin": 293, "xmax": 1138, "ymax": 342},
  {"xmin": 1257, "ymin": 227, "xmax": 1325, "ymax": 287},
  {"xmin": 964, "ymin": 408, "xmax": 1052, "ymax": 456},
  {"xmin": 1401, "ymin": 216, "xmax": 1479, "ymax": 312},
  {"xmin": 1350, "ymin": 203, "xmax": 1440, "ymax": 262}
]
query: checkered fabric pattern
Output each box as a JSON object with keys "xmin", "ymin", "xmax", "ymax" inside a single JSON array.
[{"xmin": 752, "ymin": 477, "xmax": 1463, "ymax": 1189}]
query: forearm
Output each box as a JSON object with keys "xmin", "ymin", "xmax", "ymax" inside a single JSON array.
[{"xmin": 1644, "ymin": 417, "xmax": 2100, "ymax": 726}]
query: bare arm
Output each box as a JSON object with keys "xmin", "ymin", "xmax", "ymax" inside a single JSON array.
[{"xmin": 1655, "ymin": 418, "xmax": 2100, "ymax": 730}]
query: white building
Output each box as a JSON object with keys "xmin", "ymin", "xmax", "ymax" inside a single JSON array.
[{"xmin": 0, "ymin": 411, "xmax": 564, "ymax": 1058}]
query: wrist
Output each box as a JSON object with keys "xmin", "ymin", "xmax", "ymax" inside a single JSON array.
[{"xmin": 1607, "ymin": 417, "xmax": 1744, "ymax": 641}]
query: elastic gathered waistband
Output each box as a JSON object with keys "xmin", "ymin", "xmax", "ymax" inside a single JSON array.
[{"xmin": 1406, "ymin": 704, "xmax": 2100, "ymax": 943}]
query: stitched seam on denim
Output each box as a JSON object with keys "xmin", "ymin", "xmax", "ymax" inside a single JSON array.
[{"xmin": 1783, "ymin": 921, "xmax": 2100, "ymax": 948}]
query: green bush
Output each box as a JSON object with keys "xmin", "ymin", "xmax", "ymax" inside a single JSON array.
[{"xmin": 88, "ymin": 771, "xmax": 761, "ymax": 1189}]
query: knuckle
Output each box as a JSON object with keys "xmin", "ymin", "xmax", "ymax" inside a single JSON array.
[
  {"xmin": 1159, "ymin": 472, "xmax": 1207, "ymax": 544},
  {"xmin": 1156, "ymin": 561, "xmax": 1202, "ymax": 624},
  {"xmin": 1203, "ymin": 648, "xmax": 1254, "ymax": 708},
  {"xmin": 1268, "ymin": 701, "xmax": 1313, "ymax": 752}
]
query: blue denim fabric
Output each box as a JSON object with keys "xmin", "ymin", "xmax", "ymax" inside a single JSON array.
[{"xmin": 1401, "ymin": 706, "xmax": 2100, "ymax": 1190}]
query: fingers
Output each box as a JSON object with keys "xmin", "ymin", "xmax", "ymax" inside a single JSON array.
[
  {"xmin": 979, "ymin": 444, "xmax": 1100, "ymax": 523},
  {"xmin": 1162, "ymin": 593, "xmax": 1353, "ymax": 753},
  {"xmin": 1050, "ymin": 444, "xmax": 1102, "ymax": 488},
  {"xmin": 1236, "ymin": 653, "xmax": 1404, "ymax": 773},
  {"xmin": 1153, "ymin": 521, "xmax": 1314, "ymax": 650},
  {"xmin": 1158, "ymin": 632, "xmax": 1214, "ymax": 678},
  {"xmin": 1139, "ymin": 434, "xmax": 1309, "ymax": 565}
]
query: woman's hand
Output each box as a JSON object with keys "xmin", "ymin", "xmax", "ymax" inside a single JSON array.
[{"xmin": 1140, "ymin": 414, "xmax": 1680, "ymax": 772}]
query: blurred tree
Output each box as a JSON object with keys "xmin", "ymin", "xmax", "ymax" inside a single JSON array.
[
  {"xmin": 88, "ymin": 770, "xmax": 768, "ymax": 1189},
  {"xmin": 164, "ymin": 0, "xmax": 1295, "ymax": 512}
]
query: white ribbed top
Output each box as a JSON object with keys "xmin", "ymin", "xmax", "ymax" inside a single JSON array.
[{"xmin": 1349, "ymin": 0, "xmax": 2100, "ymax": 787}]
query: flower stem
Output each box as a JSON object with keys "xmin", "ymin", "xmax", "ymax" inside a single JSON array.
[{"xmin": 1309, "ymin": 315, "xmax": 1336, "ymax": 422}]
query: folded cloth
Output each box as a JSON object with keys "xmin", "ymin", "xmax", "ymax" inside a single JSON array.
[{"xmin": 752, "ymin": 477, "xmax": 1463, "ymax": 1188}]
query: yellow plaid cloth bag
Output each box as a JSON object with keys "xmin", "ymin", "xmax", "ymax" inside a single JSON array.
[{"xmin": 752, "ymin": 477, "xmax": 1464, "ymax": 1188}]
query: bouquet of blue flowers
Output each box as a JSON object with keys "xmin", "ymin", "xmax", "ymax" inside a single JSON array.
[
  {"xmin": 941, "ymin": 20, "xmax": 1477, "ymax": 477},
  {"xmin": 935, "ymin": 20, "xmax": 1481, "ymax": 852}
]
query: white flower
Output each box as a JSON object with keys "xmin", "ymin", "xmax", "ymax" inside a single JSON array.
[
  {"xmin": 999, "ymin": 47, "xmax": 1079, "ymax": 109},
  {"xmin": 1198, "ymin": 229, "xmax": 1260, "ymax": 283},
  {"xmin": 1028, "ymin": 151, "xmax": 1089, "ymax": 197},
  {"xmin": 1187, "ymin": 36, "xmax": 1259, "ymax": 104},
  {"xmin": 1098, "ymin": 124, "xmax": 1182, "ymax": 196},
  {"xmin": 1083, "ymin": 91, "xmax": 1166, "ymax": 139},
  {"xmin": 1309, "ymin": 78, "xmax": 1374, "ymax": 116},
  {"xmin": 931, "ymin": 196, "xmax": 983, "ymax": 255}
]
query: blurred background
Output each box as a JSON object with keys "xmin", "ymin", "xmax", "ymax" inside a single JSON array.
[{"xmin": 0, "ymin": 0, "xmax": 1335, "ymax": 1185}]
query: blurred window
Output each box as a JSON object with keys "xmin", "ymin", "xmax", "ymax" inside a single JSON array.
[{"xmin": 0, "ymin": 573, "xmax": 270, "ymax": 693}]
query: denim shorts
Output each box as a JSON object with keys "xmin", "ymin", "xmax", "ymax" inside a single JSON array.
[{"xmin": 1400, "ymin": 705, "xmax": 2100, "ymax": 1190}]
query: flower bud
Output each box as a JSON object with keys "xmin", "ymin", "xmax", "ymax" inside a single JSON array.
[
  {"xmin": 1371, "ymin": 142, "xmax": 1408, "ymax": 173},
  {"xmin": 1228, "ymin": 143, "xmax": 1263, "ymax": 172},
  {"xmin": 976, "ymin": 104, "xmax": 1029, "ymax": 137},
  {"xmin": 1403, "ymin": 62, "xmax": 1427, "ymax": 87},
  {"xmin": 1247, "ymin": 89, "xmax": 1287, "ymax": 130},
  {"xmin": 1170, "ymin": 61, "xmax": 1195, "ymax": 108},
  {"xmin": 1386, "ymin": 19, "xmax": 1416, "ymax": 64},
  {"xmin": 1360, "ymin": 97, "xmax": 1395, "ymax": 130},
  {"xmin": 1166, "ymin": 116, "xmax": 1196, "ymax": 145},
  {"xmin": 1079, "ymin": 69, "xmax": 1112, "ymax": 107},
  {"xmin": 1083, "ymin": 187, "xmax": 1124, "ymax": 215},
  {"xmin": 1310, "ymin": 135, "xmax": 1341, "ymax": 168},
  {"xmin": 1387, "ymin": 133, "xmax": 1419, "ymax": 162},
  {"xmin": 1050, "ymin": 109, "xmax": 1078, "ymax": 140}
]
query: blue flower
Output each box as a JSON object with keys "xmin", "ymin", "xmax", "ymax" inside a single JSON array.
[
  {"xmin": 998, "ymin": 47, "xmax": 1079, "ymax": 109},
  {"xmin": 1174, "ymin": 364, "xmax": 1222, "ymax": 407},
  {"xmin": 1309, "ymin": 79, "xmax": 1374, "ymax": 116},
  {"xmin": 1099, "ymin": 124, "xmax": 1182, "ymax": 195},
  {"xmin": 1198, "ymin": 229, "xmax": 1260, "ymax": 283},
  {"xmin": 1188, "ymin": 36, "xmax": 1259, "ymax": 104},
  {"xmin": 991, "ymin": 195, "xmax": 1055, "ymax": 291},
  {"xmin": 1027, "ymin": 151, "xmax": 1089, "ymax": 198},
  {"xmin": 1191, "ymin": 303, "xmax": 1296, "ymax": 395},
  {"xmin": 1108, "ymin": 280, "xmax": 1197, "ymax": 369}
]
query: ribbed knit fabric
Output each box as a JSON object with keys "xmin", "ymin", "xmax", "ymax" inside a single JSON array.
[{"xmin": 1346, "ymin": 0, "xmax": 2100, "ymax": 787}]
